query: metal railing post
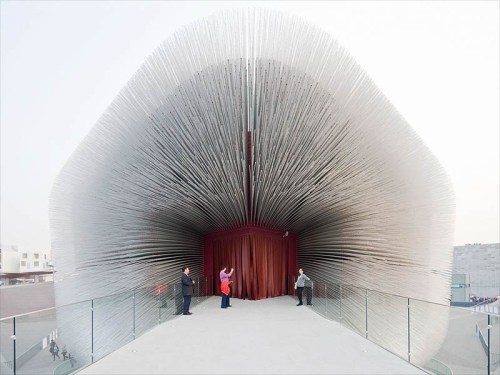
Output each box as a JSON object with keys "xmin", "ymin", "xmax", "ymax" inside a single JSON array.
[
  {"xmin": 173, "ymin": 284, "xmax": 177, "ymax": 315},
  {"xmin": 12, "ymin": 316, "xmax": 16, "ymax": 375},
  {"xmin": 487, "ymin": 314, "xmax": 491, "ymax": 375},
  {"xmin": 365, "ymin": 289, "xmax": 368, "ymax": 339},
  {"xmin": 91, "ymin": 299, "xmax": 94, "ymax": 363},
  {"xmin": 158, "ymin": 288, "xmax": 161, "ymax": 325},
  {"xmin": 339, "ymin": 284, "xmax": 342, "ymax": 320},
  {"xmin": 132, "ymin": 292, "xmax": 136, "ymax": 337},
  {"xmin": 324, "ymin": 284, "xmax": 327, "ymax": 314},
  {"xmin": 407, "ymin": 298, "xmax": 411, "ymax": 362}
]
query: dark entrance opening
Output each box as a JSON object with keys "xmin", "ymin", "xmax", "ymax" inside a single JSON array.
[{"xmin": 204, "ymin": 226, "xmax": 297, "ymax": 300}]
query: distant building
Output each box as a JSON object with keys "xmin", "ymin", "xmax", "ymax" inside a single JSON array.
[
  {"xmin": 3, "ymin": 245, "xmax": 52, "ymax": 272},
  {"xmin": 0, "ymin": 245, "xmax": 53, "ymax": 285},
  {"xmin": 450, "ymin": 273, "xmax": 470, "ymax": 302},
  {"xmin": 453, "ymin": 243, "xmax": 500, "ymax": 299}
]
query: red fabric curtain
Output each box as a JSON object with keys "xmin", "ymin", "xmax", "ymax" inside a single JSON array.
[{"xmin": 212, "ymin": 234, "xmax": 288, "ymax": 300}]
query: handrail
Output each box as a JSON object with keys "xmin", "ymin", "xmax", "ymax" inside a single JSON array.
[
  {"xmin": 296, "ymin": 275, "xmax": 497, "ymax": 374},
  {"xmin": 0, "ymin": 276, "xmax": 208, "ymax": 322},
  {"xmin": 306, "ymin": 276, "xmax": 500, "ymax": 317},
  {"xmin": 2, "ymin": 275, "xmax": 498, "ymax": 322},
  {"xmin": 0, "ymin": 306, "xmax": 58, "ymax": 321}
]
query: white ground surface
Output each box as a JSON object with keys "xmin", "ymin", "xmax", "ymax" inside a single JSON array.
[{"xmin": 78, "ymin": 296, "xmax": 424, "ymax": 374}]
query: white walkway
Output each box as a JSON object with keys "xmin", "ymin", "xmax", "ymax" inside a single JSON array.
[{"xmin": 78, "ymin": 296, "xmax": 424, "ymax": 375}]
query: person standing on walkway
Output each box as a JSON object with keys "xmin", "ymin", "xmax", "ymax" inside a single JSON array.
[
  {"xmin": 220, "ymin": 266, "xmax": 234, "ymax": 308},
  {"xmin": 61, "ymin": 345, "xmax": 68, "ymax": 360},
  {"xmin": 181, "ymin": 266, "xmax": 195, "ymax": 315},
  {"xmin": 49, "ymin": 339, "xmax": 60, "ymax": 360},
  {"xmin": 221, "ymin": 279, "xmax": 233, "ymax": 308},
  {"xmin": 294, "ymin": 268, "xmax": 311, "ymax": 306}
]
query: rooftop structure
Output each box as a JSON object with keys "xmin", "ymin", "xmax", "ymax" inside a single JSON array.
[{"xmin": 49, "ymin": 8, "xmax": 454, "ymax": 368}]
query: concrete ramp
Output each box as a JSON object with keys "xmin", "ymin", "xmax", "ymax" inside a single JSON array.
[{"xmin": 79, "ymin": 296, "xmax": 423, "ymax": 374}]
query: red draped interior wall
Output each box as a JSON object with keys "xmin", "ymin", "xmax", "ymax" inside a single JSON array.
[{"xmin": 203, "ymin": 227, "xmax": 297, "ymax": 300}]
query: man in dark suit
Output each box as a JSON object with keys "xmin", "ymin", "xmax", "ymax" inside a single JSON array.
[{"xmin": 181, "ymin": 266, "xmax": 195, "ymax": 315}]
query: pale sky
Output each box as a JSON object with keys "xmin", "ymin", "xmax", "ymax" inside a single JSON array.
[{"xmin": 1, "ymin": 1, "xmax": 499, "ymax": 251}]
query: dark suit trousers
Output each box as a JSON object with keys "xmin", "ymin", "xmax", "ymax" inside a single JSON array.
[
  {"xmin": 296, "ymin": 287, "xmax": 304, "ymax": 304},
  {"xmin": 183, "ymin": 295, "xmax": 192, "ymax": 314}
]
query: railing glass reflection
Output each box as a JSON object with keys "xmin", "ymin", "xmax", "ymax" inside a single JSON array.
[
  {"xmin": 288, "ymin": 275, "xmax": 499, "ymax": 375},
  {"xmin": 0, "ymin": 276, "xmax": 212, "ymax": 375}
]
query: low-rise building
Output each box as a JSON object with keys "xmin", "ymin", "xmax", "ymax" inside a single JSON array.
[
  {"xmin": 0, "ymin": 245, "xmax": 53, "ymax": 285},
  {"xmin": 452, "ymin": 243, "xmax": 500, "ymax": 299}
]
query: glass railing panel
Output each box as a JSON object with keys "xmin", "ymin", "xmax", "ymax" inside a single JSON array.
[
  {"xmin": 411, "ymin": 299, "xmax": 490, "ymax": 375},
  {"xmin": 199, "ymin": 276, "xmax": 209, "ymax": 301},
  {"xmin": 204, "ymin": 275, "xmax": 213, "ymax": 297},
  {"xmin": 0, "ymin": 279, "xmax": 214, "ymax": 375},
  {"xmin": 159, "ymin": 284, "xmax": 177, "ymax": 323},
  {"xmin": 192, "ymin": 278, "xmax": 201, "ymax": 306},
  {"xmin": 324, "ymin": 283, "xmax": 341, "ymax": 322},
  {"xmin": 490, "ymin": 314, "xmax": 500, "ymax": 374},
  {"xmin": 0, "ymin": 317, "xmax": 15, "ymax": 374},
  {"xmin": 12, "ymin": 308, "xmax": 57, "ymax": 375},
  {"xmin": 366, "ymin": 290, "xmax": 408, "ymax": 360},
  {"xmin": 203, "ymin": 277, "xmax": 209, "ymax": 300},
  {"xmin": 92, "ymin": 291, "xmax": 134, "ymax": 362},
  {"xmin": 168, "ymin": 283, "xmax": 184, "ymax": 315},
  {"xmin": 52, "ymin": 301, "xmax": 92, "ymax": 375},
  {"xmin": 134, "ymin": 287, "xmax": 160, "ymax": 338},
  {"xmin": 6, "ymin": 300, "xmax": 92, "ymax": 375},
  {"xmin": 308, "ymin": 280, "xmax": 325, "ymax": 316},
  {"xmin": 318, "ymin": 282, "xmax": 328, "ymax": 316},
  {"xmin": 339, "ymin": 284, "xmax": 365, "ymax": 336}
]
